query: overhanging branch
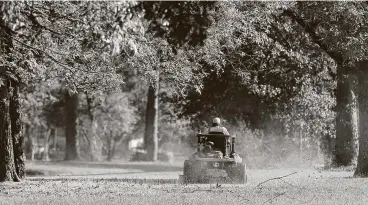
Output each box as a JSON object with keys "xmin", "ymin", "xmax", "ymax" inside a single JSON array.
[{"xmin": 282, "ymin": 9, "xmax": 345, "ymax": 66}]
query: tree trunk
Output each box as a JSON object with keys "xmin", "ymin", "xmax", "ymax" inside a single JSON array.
[
  {"xmin": 106, "ymin": 132, "xmax": 116, "ymax": 162},
  {"xmin": 144, "ymin": 77, "xmax": 159, "ymax": 161},
  {"xmin": 42, "ymin": 128, "xmax": 51, "ymax": 161},
  {"xmin": 30, "ymin": 126, "xmax": 37, "ymax": 161},
  {"xmin": 283, "ymin": 8, "xmax": 358, "ymax": 168},
  {"xmin": 334, "ymin": 69, "xmax": 358, "ymax": 167},
  {"xmin": 64, "ymin": 91, "xmax": 79, "ymax": 161},
  {"xmin": 0, "ymin": 2, "xmax": 20, "ymax": 182},
  {"xmin": 349, "ymin": 75, "xmax": 359, "ymax": 165},
  {"xmin": 321, "ymin": 125, "xmax": 335, "ymax": 169},
  {"xmin": 0, "ymin": 79, "xmax": 17, "ymax": 181},
  {"xmin": 53, "ymin": 127, "xmax": 58, "ymax": 151},
  {"xmin": 111, "ymin": 138, "xmax": 117, "ymax": 161},
  {"xmin": 299, "ymin": 123, "xmax": 303, "ymax": 155},
  {"xmin": 24, "ymin": 124, "xmax": 32, "ymax": 157},
  {"xmin": 355, "ymin": 61, "xmax": 368, "ymax": 176},
  {"xmin": 85, "ymin": 92, "xmax": 99, "ymax": 161},
  {"xmin": 10, "ymin": 82, "xmax": 26, "ymax": 178}
]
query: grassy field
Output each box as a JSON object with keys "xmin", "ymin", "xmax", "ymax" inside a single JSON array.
[{"xmin": 0, "ymin": 160, "xmax": 367, "ymax": 205}]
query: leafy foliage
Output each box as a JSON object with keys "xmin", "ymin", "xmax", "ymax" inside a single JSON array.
[
  {"xmin": 135, "ymin": 1, "xmax": 216, "ymax": 47},
  {"xmin": 171, "ymin": 1, "xmax": 337, "ymax": 155},
  {"xmin": 3, "ymin": 1, "xmax": 368, "ymax": 168}
]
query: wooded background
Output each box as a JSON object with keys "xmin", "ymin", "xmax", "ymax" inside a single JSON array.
[{"xmin": 1, "ymin": 1, "xmax": 368, "ymax": 181}]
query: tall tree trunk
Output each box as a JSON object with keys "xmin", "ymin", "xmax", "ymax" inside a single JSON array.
[
  {"xmin": 321, "ymin": 130, "xmax": 334, "ymax": 169},
  {"xmin": 53, "ymin": 127, "xmax": 58, "ymax": 151},
  {"xmin": 349, "ymin": 75, "xmax": 359, "ymax": 165},
  {"xmin": 0, "ymin": 9, "xmax": 20, "ymax": 181},
  {"xmin": 355, "ymin": 61, "xmax": 368, "ymax": 177},
  {"xmin": 10, "ymin": 82, "xmax": 26, "ymax": 178},
  {"xmin": 42, "ymin": 128, "xmax": 51, "ymax": 161},
  {"xmin": 0, "ymin": 79, "xmax": 18, "ymax": 181},
  {"xmin": 144, "ymin": 76, "xmax": 159, "ymax": 161},
  {"xmin": 85, "ymin": 92, "xmax": 99, "ymax": 161},
  {"xmin": 64, "ymin": 91, "xmax": 79, "ymax": 161},
  {"xmin": 299, "ymin": 123, "xmax": 303, "ymax": 156},
  {"xmin": 30, "ymin": 126, "xmax": 37, "ymax": 161},
  {"xmin": 111, "ymin": 138, "xmax": 117, "ymax": 161},
  {"xmin": 334, "ymin": 69, "xmax": 358, "ymax": 167},
  {"xmin": 24, "ymin": 124, "xmax": 32, "ymax": 157},
  {"xmin": 106, "ymin": 132, "xmax": 116, "ymax": 162}
]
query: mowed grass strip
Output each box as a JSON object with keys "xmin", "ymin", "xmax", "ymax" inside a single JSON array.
[{"xmin": 1, "ymin": 172, "xmax": 368, "ymax": 205}]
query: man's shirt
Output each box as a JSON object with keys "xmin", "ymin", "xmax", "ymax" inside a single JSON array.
[{"xmin": 207, "ymin": 126, "xmax": 230, "ymax": 135}]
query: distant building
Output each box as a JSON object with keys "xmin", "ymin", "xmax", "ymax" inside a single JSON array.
[{"xmin": 128, "ymin": 138, "xmax": 144, "ymax": 150}]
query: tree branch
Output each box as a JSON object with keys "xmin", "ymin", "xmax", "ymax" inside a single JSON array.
[
  {"xmin": 22, "ymin": 7, "xmax": 81, "ymax": 39},
  {"xmin": 9, "ymin": 34, "xmax": 74, "ymax": 73},
  {"xmin": 25, "ymin": 12, "xmax": 64, "ymax": 37},
  {"xmin": 257, "ymin": 171, "xmax": 298, "ymax": 187},
  {"xmin": 282, "ymin": 9, "xmax": 345, "ymax": 66},
  {"xmin": 1, "ymin": 29, "xmax": 102, "ymax": 78}
]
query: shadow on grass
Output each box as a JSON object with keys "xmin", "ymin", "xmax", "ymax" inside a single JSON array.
[
  {"xmin": 26, "ymin": 169, "xmax": 58, "ymax": 176},
  {"xmin": 26, "ymin": 170, "xmax": 144, "ymax": 177},
  {"xmin": 28, "ymin": 160, "xmax": 184, "ymax": 172},
  {"xmin": 27, "ymin": 177, "xmax": 179, "ymax": 184}
]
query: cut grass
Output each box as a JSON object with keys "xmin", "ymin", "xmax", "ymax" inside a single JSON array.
[
  {"xmin": 27, "ymin": 177, "xmax": 179, "ymax": 184},
  {"xmin": 1, "ymin": 161, "xmax": 367, "ymax": 205},
  {"xmin": 1, "ymin": 175, "xmax": 368, "ymax": 205}
]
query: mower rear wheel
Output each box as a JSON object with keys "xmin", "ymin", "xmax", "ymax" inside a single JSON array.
[
  {"xmin": 228, "ymin": 162, "xmax": 247, "ymax": 184},
  {"xmin": 183, "ymin": 160, "xmax": 198, "ymax": 183}
]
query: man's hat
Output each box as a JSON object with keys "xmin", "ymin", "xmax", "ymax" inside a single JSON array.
[{"xmin": 213, "ymin": 117, "xmax": 221, "ymax": 124}]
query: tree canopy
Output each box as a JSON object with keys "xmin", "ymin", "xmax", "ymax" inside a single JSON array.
[{"xmin": 2, "ymin": 1, "xmax": 368, "ymax": 181}]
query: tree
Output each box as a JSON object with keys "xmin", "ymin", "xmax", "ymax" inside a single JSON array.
[
  {"xmin": 282, "ymin": 2, "xmax": 367, "ymax": 168},
  {"xmin": 132, "ymin": 1, "xmax": 216, "ymax": 160},
  {"xmin": 200, "ymin": 1, "xmax": 367, "ymax": 169},
  {"xmin": 144, "ymin": 73, "xmax": 159, "ymax": 161},
  {"xmin": 10, "ymin": 81, "xmax": 26, "ymax": 175},
  {"xmin": 21, "ymin": 74, "xmax": 65, "ymax": 162},
  {"xmin": 355, "ymin": 61, "xmax": 368, "ymax": 176},
  {"xmin": 181, "ymin": 1, "xmax": 368, "ymax": 169},
  {"xmin": 77, "ymin": 90, "xmax": 137, "ymax": 161},
  {"xmin": 64, "ymin": 91, "xmax": 79, "ymax": 160},
  {"xmin": 84, "ymin": 92, "xmax": 99, "ymax": 161},
  {"xmin": 18, "ymin": 1, "xmax": 141, "ymax": 162},
  {"xmin": 181, "ymin": 1, "xmax": 335, "ymax": 141},
  {"xmin": 0, "ymin": 1, "xmax": 140, "ymax": 180},
  {"xmin": 97, "ymin": 92, "xmax": 137, "ymax": 161},
  {"xmin": 0, "ymin": 2, "xmax": 25, "ymax": 181}
]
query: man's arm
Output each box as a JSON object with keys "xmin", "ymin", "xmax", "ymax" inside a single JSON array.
[
  {"xmin": 204, "ymin": 127, "xmax": 210, "ymax": 134},
  {"xmin": 222, "ymin": 127, "xmax": 230, "ymax": 135}
]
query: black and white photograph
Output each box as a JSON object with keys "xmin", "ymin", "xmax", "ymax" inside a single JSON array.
[{"xmin": 0, "ymin": 1, "xmax": 367, "ymax": 204}]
